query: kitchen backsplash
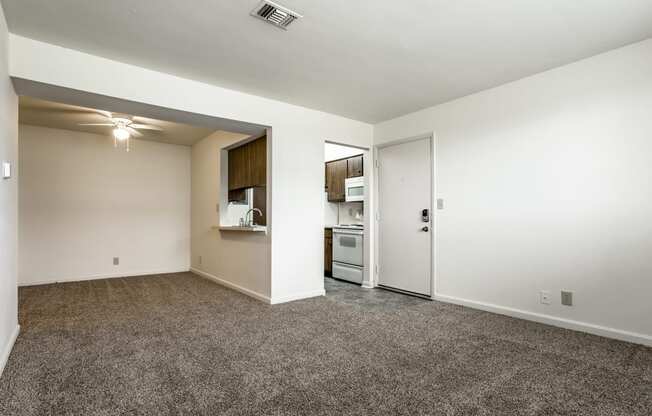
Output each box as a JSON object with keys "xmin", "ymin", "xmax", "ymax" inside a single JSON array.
[
  {"xmin": 324, "ymin": 192, "xmax": 364, "ymax": 226},
  {"xmin": 324, "ymin": 192, "xmax": 339, "ymax": 226},
  {"xmin": 339, "ymin": 202, "xmax": 363, "ymax": 224}
]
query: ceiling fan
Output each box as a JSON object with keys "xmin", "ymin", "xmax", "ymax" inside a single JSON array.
[{"xmin": 78, "ymin": 112, "xmax": 163, "ymax": 152}]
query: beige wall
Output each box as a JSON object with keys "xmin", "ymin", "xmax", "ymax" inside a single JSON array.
[
  {"xmin": 0, "ymin": 3, "xmax": 18, "ymax": 377},
  {"xmin": 190, "ymin": 131, "xmax": 271, "ymax": 300},
  {"xmin": 18, "ymin": 124, "xmax": 191, "ymax": 285}
]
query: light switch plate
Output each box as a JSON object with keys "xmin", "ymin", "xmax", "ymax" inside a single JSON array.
[
  {"xmin": 2, "ymin": 161, "xmax": 10, "ymax": 179},
  {"xmin": 540, "ymin": 290, "xmax": 551, "ymax": 305},
  {"xmin": 436, "ymin": 198, "xmax": 444, "ymax": 210}
]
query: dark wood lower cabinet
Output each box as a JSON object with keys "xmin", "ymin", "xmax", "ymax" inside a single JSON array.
[{"xmin": 324, "ymin": 228, "xmax": 333, "ymax": 277}]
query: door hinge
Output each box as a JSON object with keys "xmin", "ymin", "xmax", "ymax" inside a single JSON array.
[{"xmin": 375, "ymin": 159, "xmax": 379, "ymax": 168}]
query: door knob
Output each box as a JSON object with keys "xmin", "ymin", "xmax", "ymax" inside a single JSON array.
[{"xmin": 421, "ymin": 226, "xmax": 429, "ymax": 232}]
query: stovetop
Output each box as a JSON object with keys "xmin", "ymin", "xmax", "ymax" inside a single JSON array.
[{"xmin": 333, "ymin": 224, "xmax": 364, "ymax": 230}]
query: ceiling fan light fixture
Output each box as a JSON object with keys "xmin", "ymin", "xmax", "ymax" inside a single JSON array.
[{"xmin": 113, "ymin": 127, "xmax": 130, "ymax": 141}]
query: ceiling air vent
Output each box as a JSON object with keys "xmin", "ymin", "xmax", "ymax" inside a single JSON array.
[{"xmin": 251, "ymin": 1, "xmax": 302, "ymax": 30}]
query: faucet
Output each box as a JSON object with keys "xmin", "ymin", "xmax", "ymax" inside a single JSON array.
[{"xmin": 244, "ymin": 208, "xmax": 263, "ymax": 227}]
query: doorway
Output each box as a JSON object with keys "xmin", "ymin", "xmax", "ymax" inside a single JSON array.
[
  {"xmin": 376, "ymin": 135, "xmax": 434, "ymax": 297},
  {"xmin": 323, "ymin": 142, "xmax": 370, "ymax": 291}
]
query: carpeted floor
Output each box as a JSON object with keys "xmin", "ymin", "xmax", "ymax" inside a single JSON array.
[{"xmin": 0, "ymin": 273, "xmax": 650, "ymax": 415}]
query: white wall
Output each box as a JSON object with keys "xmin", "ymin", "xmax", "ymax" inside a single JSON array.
[
  {"xmin": 8, "ymin": 35, "xmax": 374, "ymax": 303},
  {"xmin": 0, "ymin": 3, "xmax": 18, "ymax": 377},
  {"xmin": 190, "ymin": 131, "xmax": 271, "ymax": 301},
  {"xmin": 375, "ymin": 39, "xmax": 652, "ymax": 345},
  {"xmin": 325, "ymin": 142, "xmax": 364, "ymax": 162},
  {"xmin": 18, "ymin": 125, "xmax": 191, "ymax": 285}
]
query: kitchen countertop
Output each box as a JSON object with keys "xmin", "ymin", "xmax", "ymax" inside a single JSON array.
[{"xmin": 212, "ymin": 225, "xmax": 267, "ymax": 233}]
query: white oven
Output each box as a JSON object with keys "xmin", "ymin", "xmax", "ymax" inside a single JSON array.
[
  {"xmin": 332, "ymin": 226, "xmax": 364, "ymax": 284},
  {"xmin": 345, "ymin": 177, "xmax": 364, "ymax": 202}
]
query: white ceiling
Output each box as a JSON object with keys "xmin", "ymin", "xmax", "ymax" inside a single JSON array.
[
  {"xmin": 3, "ymin": 0, "xmax": 652, "ymax": 123},
  {"xmin": 19, "ymin": 96, "xmax": 216, "ymax": 146}
]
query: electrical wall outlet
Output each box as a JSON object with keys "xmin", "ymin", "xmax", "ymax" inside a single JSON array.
[
  {"xmin": 113, "ymin": 257, "xmax": 119, "ymax": 265},
  {"xmin": 561, "ymin": 291, "xmax": 573, "ymax": 306},
  {"xmin": 539, "ymin": 290, "xmax": 551, "ymax": 305}
]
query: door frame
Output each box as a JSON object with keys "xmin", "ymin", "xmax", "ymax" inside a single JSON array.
[
  {"xmin": 373, "ymin": 132, "xmax": 437, "ymax": 299},
  {"xmin": 323, "ymin": 140, "xmax": 373, "ymax": 288}
]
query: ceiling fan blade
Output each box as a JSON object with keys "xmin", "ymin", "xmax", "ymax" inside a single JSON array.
[
  {"xmin": 78, "ymin": 123, "xmax": 115, "ymax": 126},
  {"xmin": 29, "ymin": 108, "xmax": 112, "ymax": 119},
  {"xmin": 130, "ymin": 123, "xmax": 163, "ymax": 131},
  {"xmin": 126, "ymin": 127, "xmax": 143, "ymax": 137},
  {"xmin": 95, "ymin": 110, "xmax": 113, "ymax": 118},
  {"xmin": 131, "ymin": 115, "xmax": 154, "ymax": 123}
]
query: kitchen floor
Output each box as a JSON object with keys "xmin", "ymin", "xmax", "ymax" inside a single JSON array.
[
  {"xmin": 1, "ymin": 272, "xmax": 650, "ymax": 415},
  {"xmin": 324, "ymin": 276, "xmax": 425, "ymax": 309}
]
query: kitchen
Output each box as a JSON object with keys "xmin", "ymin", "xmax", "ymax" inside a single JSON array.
[{"xmin": 324, "ymin": 142, "xmax": 366, "ymax": 286}]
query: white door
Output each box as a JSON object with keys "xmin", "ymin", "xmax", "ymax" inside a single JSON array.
[{"xmin": 377, "ymin": 137, "xmax": 432, "ymax": 296}]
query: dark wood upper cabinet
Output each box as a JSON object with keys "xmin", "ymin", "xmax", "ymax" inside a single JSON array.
[
  {"xmin": 325, "ymin": 161, "xmax": 336, "ymax": 200},
  {"xmin": 228, "ymin": 144, "xmax": 249, "ymax": 191},
  {"xmin": 251, "ymin": 136, "xmax": 267, "ymax": 187},
  {"xmin": 325, "ymin": 154, "xmax": 363, "ymax": 202},
  {"xmin": 225, "ymin": 136, "xmax": 267, "ymax": 226},
  {"xmin": 325, "ymin": 159, "xmax": 347, "ymax": 202},
  {"xmin": 228, "ymin": 136, "xmax": 266, "ymax": 191},
  {"xmin": 346, "ymin": 155, "xmax": 363, "ymax": 178}
]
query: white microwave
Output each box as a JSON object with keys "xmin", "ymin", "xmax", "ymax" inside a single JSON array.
[{"xmin": 345, "ymin": 177, "xmax": 364, "ymax": 202}]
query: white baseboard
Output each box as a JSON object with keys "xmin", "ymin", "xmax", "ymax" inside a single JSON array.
[
  {"xmin": 190, "ymin": 268, "xmax": 324, "ymax": 304},
  {"xmin": 0, "ymin": 325, "xmax": 20, "ymax": 379},
  {"xmin": 270, "ymin": 289, "xmax": 325, "ymax": 305},
  {"xmin": 434, "ymin": 293, "xmax": 652, "ymax": 347},
  {"xmin": 18, "ymin": 268, "xmax": 191, "ymax": 287},
  {"xmin": 190, "ymin": 268, "xmax": 271, "ymax": 303}
]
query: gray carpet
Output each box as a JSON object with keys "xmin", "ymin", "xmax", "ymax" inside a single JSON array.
[{"xmin": 0, "ymin": 273, "xmax": 650, "ymax": 415}]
